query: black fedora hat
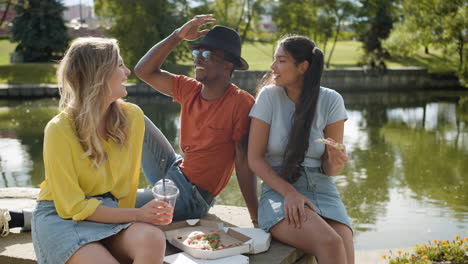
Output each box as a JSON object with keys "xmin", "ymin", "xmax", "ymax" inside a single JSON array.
[{"xmin": 190, "ymin": 25, "xmax": 249, "ymax": 70}]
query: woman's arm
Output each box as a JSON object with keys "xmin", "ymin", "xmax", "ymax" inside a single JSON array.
[
  {"xmin": 247, "ymin": 118, "xmax": 294, "ymax": 196},
  {"xmin": 248, "ymin": 118, "xmax": 315, "ymax": 228},
  {"xmin": 85, "ymin": 200, "xmax": 172, "ymax": 225},
  {"xmin": 322, "ymin": 120, "xmax": 348, "ymax": 176}
]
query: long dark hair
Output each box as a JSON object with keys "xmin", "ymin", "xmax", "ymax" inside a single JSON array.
[{"xmin": 258, "ymin": 35, "xmax": 324, "ymax": 183}]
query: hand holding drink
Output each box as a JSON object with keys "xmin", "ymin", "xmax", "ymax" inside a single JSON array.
[{"xmin": 152, "ymin": 179, "xmax": 179, "ymax": 225}]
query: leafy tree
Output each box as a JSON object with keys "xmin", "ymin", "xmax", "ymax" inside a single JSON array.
[
  {"xmin": 0, "ymin": 0, "xmax": 15, "ymax": 27},
  {"xmin": 383, "ymin": 0, "xmax": 467, "ymax": 86},
  {"xmin": 355, "ymin": 0, "xmax": 399, "ymax": 56},
  {"xmin": 189, "ymin": 0, "xmax": 268, "ymax": 43},
  {"xmin": 273, "ymin": 0, "xmax": 317, "ymax": 37},
  {"xmin": 323, "ymin": 0, "xmax": 358, "ymax": 68},
  {"xmin": 10, "ymin": 0, "xmax": 69, "ymax": 62},
  {"xmin": 94, "ymin": 0, "xmax": 189, "ymax": 73}
]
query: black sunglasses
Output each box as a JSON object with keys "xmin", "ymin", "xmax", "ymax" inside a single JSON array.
[
  {"xmin": 192, "ymin": 50, "xmax": 212, "ymax": 61},
  {"xmin": 192, "ymin": 49, "xmax": 225, "ymax": 62}
]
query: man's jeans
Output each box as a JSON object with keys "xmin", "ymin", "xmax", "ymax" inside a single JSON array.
[{"xmin": 135, "ymin": 116, "xmax": 215, "ymax": 220}]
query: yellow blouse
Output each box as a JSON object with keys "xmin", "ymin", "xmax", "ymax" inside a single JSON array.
[{"xmin": 38, "ymin": 102, "xmax": 145, "ymax": 221}]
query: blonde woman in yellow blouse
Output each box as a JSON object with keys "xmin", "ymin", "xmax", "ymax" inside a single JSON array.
[{"xmin": 31, "ymin": 37, "xmax": 169, "ymax": 264}]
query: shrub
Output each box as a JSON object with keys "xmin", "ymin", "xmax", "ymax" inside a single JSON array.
[{"xmin": 381, "ymin": 235, "xmax": 468, "ymax": 264}]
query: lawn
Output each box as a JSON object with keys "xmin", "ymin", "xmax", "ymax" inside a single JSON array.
[
  {"xmin": 179, "ymin": 40, "xmax": 368, "ymax": 70},
  {"xmin": 0, "ymin": 39, "xmax": 57, "ymax": 84},
  {"xmin": 0, "ymin": 63, "xmax": 57, "ymax": 84},
  {"xmin": 0, "ymin": 39, "xmax": 16, "ymax": 65},
  {"xmin": 0, "ymin": 39, "xmax": 460, "ymax": 84}
]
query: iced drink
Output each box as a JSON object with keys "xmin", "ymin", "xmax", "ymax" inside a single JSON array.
[{"xmin": 152, "ymin": 181, "xmax": 179, "ymax": 225}]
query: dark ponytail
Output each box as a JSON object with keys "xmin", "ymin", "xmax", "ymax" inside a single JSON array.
[{"xmin": 278, "ymin": 35, "xmax": 324, "ymax": 183}]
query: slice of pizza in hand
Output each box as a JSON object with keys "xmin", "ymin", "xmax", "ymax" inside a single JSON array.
[{"xmin": 314, "ymin": 138, "xmax": 345, "ymax": 151}]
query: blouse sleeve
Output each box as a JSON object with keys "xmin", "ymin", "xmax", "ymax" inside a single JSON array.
[
  {"xmin": 42, "ymin": 122, "xmax": 102, "ymax": 221},
  {"xmin": 326, "ymin": 90, "xmax": 348, "ymax": 125},
  {"xmin": 249, "ymin": 87, "xmax": 273, "ymax": 124}
]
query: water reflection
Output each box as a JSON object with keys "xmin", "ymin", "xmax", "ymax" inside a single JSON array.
[{"xmin": 0, "ymin": 90, "xmax": 467, "ymax": 250}]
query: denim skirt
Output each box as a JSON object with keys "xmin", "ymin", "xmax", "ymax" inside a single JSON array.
[
  {"xmin": 258, "ymin": 167, "xmax": 352, "ymax": 232},
  {"xmin": 31, "ymin": 194, "xmax": 133, "ymax": 264}
]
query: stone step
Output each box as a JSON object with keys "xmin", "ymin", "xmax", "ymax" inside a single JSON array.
[{"xmin": 0, "ymin": 188, "xmax": 316, "ymax": 264}]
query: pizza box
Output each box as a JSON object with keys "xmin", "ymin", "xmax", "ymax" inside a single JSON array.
[
  {"xmin": 163, "ymin": 252, "xmax": 249, "ymax": 264},
  {"xmin": 224, "ymin": 227, "xmax": 271, "ymax": 254},
  {"xmin": 163, "ymin": 219, "xmax": 252, "ymax": 260}
]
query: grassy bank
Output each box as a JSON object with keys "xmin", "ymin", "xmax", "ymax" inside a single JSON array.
[
  {"xmin": 179, "ymin": 40, "xmax": 367, "ymax": 70},
  {"xmin": 0, "ymin": 39, "xmax": 460, "ymax": 84}
]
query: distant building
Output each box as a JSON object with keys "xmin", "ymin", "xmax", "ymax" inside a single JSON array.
[
  {"xmin": 258, "ymin": 14, "xmax": 277, "ymax": 33},
  {"xmin": 0, "ymin": 3, "xmax": 17, "ymax": 36},
  {"xmin": 63, "ymin": 4, "xmax": 94, "ymax": 22},
  {"xmin": 63, "ymin": 4, "xmax": 105, "ymax": 38}
]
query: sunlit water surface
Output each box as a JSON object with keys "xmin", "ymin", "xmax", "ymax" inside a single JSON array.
[{"xmin": 1, "ymin": 90, "xmax": 467, "ymax": 250}]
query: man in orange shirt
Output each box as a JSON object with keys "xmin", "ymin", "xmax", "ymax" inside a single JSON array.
[{"xmin": 134, "ymin": 15, "xmax": 258, "ymax": 224}]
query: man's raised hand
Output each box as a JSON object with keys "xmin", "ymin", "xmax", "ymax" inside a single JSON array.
[{"xmin": 176, "ymin": 15, "xmax": 216, "ymax": 41}]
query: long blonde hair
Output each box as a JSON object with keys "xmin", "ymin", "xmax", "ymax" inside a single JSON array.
[{"xmin": 57, "ymin": 37, "xmax": 129, "ymax": 167}]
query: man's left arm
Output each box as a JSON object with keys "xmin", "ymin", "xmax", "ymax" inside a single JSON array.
[{"xmin": 235, "ymin": 136, "xmax": 258, "ymax": 226}]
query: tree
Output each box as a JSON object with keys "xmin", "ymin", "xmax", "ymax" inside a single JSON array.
[
  {"xmin": 0, "ymin": 0, "xmax": 14, "ymax": 27},
  {"xmin": 191, "ymin": 0, "xmax": 268, "ymax": 43},
  {"xmin": 10, "ymin": 0, "xmax": 69, "ymax": 62},
  {"xmin": 273, "ymin": 0, "xmax": 317, "ymax": 37},
  {"xmin": 94, "ymin": 0, "xmax": 189, "ymax": 71},
  {"xmin": 355, "ymin": 0, "xmax": 399, "ymax": 56},
  {"xmin": 383, "ymin": 0, "xmax": 467, "ymax": 85},
  {"xmin": 323, "ymin": 0, "xmax": 358, "ymax": 68}
]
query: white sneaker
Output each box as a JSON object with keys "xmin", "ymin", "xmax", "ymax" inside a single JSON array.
[{"xmin": 0, "ymin": 209, "xmax": 11, "ymax": 237}]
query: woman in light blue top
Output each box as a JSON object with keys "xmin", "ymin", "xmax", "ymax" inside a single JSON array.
[{"xmin": 248, "ymin": 35, "xmax": 354, "ymax": 264}]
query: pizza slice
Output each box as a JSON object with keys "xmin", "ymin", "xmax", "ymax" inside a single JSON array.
[
  {"xmin": 183, "ymin": 231, "xmax": 243, "ymax": 251},
  {"xmin": 314, "ymin": 138, "xmax": 345, "ymax": 151}
]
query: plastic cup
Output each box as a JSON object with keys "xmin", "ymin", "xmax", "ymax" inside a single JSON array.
[{"xmin": 152, "ymin": 182, "xmax": 179, "ymax": 225}]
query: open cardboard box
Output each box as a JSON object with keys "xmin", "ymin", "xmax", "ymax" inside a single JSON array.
[
  {"xmin": 162, "ymin": 219, "xmax": 252, "ymax": 260},
  {"xmin": 164, "ymin": 252, "xmax": 249, "ymax": 264}
]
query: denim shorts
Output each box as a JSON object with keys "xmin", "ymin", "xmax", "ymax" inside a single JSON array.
[
  {"xmin": 258, "ymin": 167, "xmax": 352, "ymax": 232},
  {"xmin": 31, "ymin": 194, "xmax": 133, "ymax": 264}
]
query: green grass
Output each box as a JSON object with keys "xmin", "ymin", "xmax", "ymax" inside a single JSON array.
[
  {"xmin": 323, "ymin": 41, "xmax": 365, "ymax": 68},
  {"xmin": 0, "ymin": 63, "xmax": 57, "ymax": 84},
  {"xmin": 0, "ymin": 40, "xmax": 58, "ymax": 84},
  {"xmin": 179, "ymin": 40, "xmax": 368, "ymax": 70},
  {"xmin": 387, "ymin": 48, "xmax": 458, "ymax": 74},
  {"xmin": 0, "ymin": 39, "xmax": 16, "ymax": 65},
  {"xmin": 0, "ymin": 39, "xmax": 459, "ymax": 84}
]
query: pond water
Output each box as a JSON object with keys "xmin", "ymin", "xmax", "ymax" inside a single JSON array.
[{"xmin": 0, "ymin": 90, "xmax": 467, "ymax": 250}]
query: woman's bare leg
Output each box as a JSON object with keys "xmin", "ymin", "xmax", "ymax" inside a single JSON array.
[
  {"xmin": 66, "ymin": 242, "xmax": 118, "ymax": 264},
  {"xmin": 326, "ymin": 218, "xmax": 354, "ymax": 264},
  {"xmin": 103, "ymin": 223, "xmax": 166, "ymax": 264},
  {"xmin": 270, "ymin": 209, "xmax": 347, "ymax": 264}
]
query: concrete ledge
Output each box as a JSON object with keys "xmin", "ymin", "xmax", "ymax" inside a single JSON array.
[
  {"xmin": 0, "ymin": 188, "xmax": 315, "ymax": 264},
  {"xmin": 0, "ymin": 68, "xmax": 462, "ymax": 99}
]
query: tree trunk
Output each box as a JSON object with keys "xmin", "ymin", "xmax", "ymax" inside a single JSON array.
[
  {"xmin": 458, "ymin": 34, "xmax": 464, "ymax": 72},
  {"xmin": 235, "ymin": 0, "xmax": 247, "ymax": 32},
  {"xmin": 425, "ymin": 45, "xmax": 429, "ymax": 54},
  {"xmin": 322, "ymin": 37, "xmax": 329, "ymax": 59},
  {"xmin": 0, "ymin": 0, "xmax": 12, "ymax": 28},
  {"xmin": 326, "ymin": 20, "xmax": 341, "ymax": 68},
  {"xmin": 240, "ymin": 0, "xmax": 254, "ymax": 43},
  {"xmin": 240, "ymin": 11, "xmax": 252, "ymax": 44}
]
